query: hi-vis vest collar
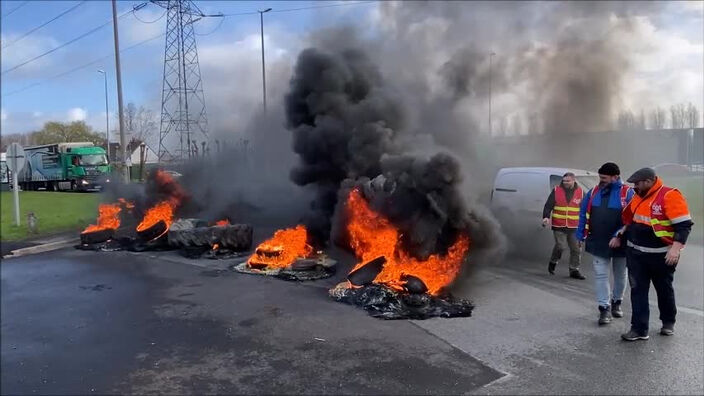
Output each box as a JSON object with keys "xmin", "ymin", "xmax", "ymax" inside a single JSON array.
[{"xmin": 584, "ymin": 184, "xmax": 631, "ymax": 235}]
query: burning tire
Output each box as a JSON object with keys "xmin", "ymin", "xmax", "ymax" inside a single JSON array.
[
  {"xmin": 137, "ymin": 220, "xmax": 168, "ymax": 242},
  {"xmin": 80, "ymin": 228, "xmax": 115, "ymax": 245}
]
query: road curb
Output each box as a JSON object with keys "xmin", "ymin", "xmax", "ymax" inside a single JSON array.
[{"xmin": 3, "ymin": 239, "xmax": 78, "ymax": 259}]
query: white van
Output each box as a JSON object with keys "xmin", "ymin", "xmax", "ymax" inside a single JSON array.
[{"xmin": 490, "ymin": 167, "xmax": 599, "ymax": 252}]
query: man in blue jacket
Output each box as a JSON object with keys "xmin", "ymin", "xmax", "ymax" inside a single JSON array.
[{"xmin": 577, "ymin": 162, "xmax": 635, "ymax": 325}]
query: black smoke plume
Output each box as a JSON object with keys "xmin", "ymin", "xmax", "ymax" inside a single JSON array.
[{"xmin": 285, "ymin": 44, "xmax": 503, "ymax": 261}]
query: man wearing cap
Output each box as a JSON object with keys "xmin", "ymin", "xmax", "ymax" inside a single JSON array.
[
  {"xmin": 618, "ymin": 167, "xmax": 693, "ymax": 341},
  {"xmin": 577, "ymin": 162, "xmax": 634, "ymax": 325}
]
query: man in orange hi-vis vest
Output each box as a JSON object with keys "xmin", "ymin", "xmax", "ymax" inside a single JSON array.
[
  {"xmin": 617, "ymin": 167, "xmax": 693, "ymax": 342},
  {"xmin": 542, "ymin": 172, "xmax": 586, "ymax": 279}
]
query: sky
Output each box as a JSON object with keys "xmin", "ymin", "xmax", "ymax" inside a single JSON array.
[{"xmin": 0, "ymin": 0, "xmax": 702, "ymax": 141}]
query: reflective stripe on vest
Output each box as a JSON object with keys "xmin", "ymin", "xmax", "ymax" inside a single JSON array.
[
  {"xmin": 552, "ymin": 186, "xmax": 583, "ymax": 228},
  {"xmin": 632, "ymin": 186, "xmax": 677, "ymax": 244},
  {"xmin": 627, "ymin": 240, "xmax": 669, "ymax": 254},
  {"xmin": 584, "ymin": 184, "xmax": 630, "ymax": 234}
]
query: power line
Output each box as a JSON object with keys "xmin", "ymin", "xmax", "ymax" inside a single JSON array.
[
  {"xmin": 195, "ymin": 16, "xmax": 225, "ymax": 36},
  {"xmin": 220, "ymin": 1, "xmax": 377, "ymax": 17},
  {"xmin": 270, "ymin": 1, "xmax": 377, "ymax": 14},
  {"xmin": 2, "ymin": 32, "xmax": 165, "ymax": 97},
  {"xmin": 0, "ymin": 0, "xmax": 29, "ymax": 20},
  {"xmin": 132, "ymin": 6, "xmax": 167, "ymax": 24},
  {"xmin": 1, "ymin": 3, "xmax": 146, "ymax": 76},
  {"xmin": 2, "ymin": 1, "xmax": 87, "ymax": 49}
]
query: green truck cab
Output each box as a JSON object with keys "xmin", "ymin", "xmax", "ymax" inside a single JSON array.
[{"xmin": 18, "ymin": 142, "xmax": 112, "ymax": 191}]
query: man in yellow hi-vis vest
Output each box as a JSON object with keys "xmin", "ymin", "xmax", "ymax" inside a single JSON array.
[{"xmin": 542, "ymin": 172, "xmax": 585, "ymax": 279}]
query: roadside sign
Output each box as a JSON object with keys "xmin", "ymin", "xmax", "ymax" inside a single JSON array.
[
  {"xmin": 7, "ymin": 143, "xmax": 25, "ymax": 226},
  {"xmin": 7, "ymin": 143, "xmax": 26, "ymax": 173}
]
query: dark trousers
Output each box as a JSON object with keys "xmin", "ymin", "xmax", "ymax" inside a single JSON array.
[{"xmin": 626, "ymin": 247, "xmax": 677, "ymax": 332}]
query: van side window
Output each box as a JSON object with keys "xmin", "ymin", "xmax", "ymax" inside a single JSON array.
[{"xmin": 549, "ymin": 175, "xmax": 562, "ymax": 189}]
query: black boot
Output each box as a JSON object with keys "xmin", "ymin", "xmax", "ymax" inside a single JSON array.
[
  {"xmin": 611, "ymin": 300, "xmax": 623, "ymax": 318},
  {"xmin": 570, "ymin": 270, "xmax": 586, "ymax": 280},
  {"xmin": 598, "ymin": 305, "xmax": 612, "ymax": 325},
  {"xmin": 548, "ymin": 261, "xmax": 556, "ymax": 275}
]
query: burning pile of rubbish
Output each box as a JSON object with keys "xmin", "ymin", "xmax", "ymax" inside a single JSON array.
[
  {"xmin": 329, "ymin": 188, "xmax": 474, "ymax": 319},
  {"xmin": 77, "ymin": 170, "xmax": 253, "ymax": 256},
  {"xmin": 233, "ymin": 225, "xmax": 337, "ymax": 281}
]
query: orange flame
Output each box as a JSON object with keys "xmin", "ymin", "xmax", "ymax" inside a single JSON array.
[
  {"xmin": 346, "ymin": 189, "xmax": 470, "ymax": 295},
  {"xmin": 212, "ymin": 243, "xmax": 220, "ymax": 251},
  {"xmin": 136, "ymin": 201, "xmax": 175, "ymax": 232},
  {"xmin": 214, "ymin": 219, "xmax": 230, "ymax": 227},
  {"xmin": 82, "ymin": 203, "xmax": 122, "ymax": 234},
  {"xmin": 247, "ymin": 225, "xmax": 313, "ymax": 269},
  {"xmin": 136, "ymin": 170, "xmax": 185, "ymax": 233},
  {"xmin": 118, "ymin": 198, "xmax": 135, "ymax": 210}
]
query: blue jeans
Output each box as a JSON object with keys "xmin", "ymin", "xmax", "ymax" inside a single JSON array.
[{"xmin": 592, "ymin": 255, "xmax": 627, "ymax": 307}]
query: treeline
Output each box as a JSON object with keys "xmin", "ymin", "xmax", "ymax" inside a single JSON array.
[
  {"xmin": 617, "ymin": 103, "xmax": 700, "ymax": 131},
  {"xmin": 1, "ymin": 121, "xmax": 105, "ymax": 151}
]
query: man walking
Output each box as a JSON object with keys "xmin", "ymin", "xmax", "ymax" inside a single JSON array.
[
  {"xmin": 576, "ymin": 162, "xmax": 634, "ymax": 325},
  {"xmin": 619, "ymin": 167, "xmax": 693, "ymax": 341},
  {"xmin": 542, "ymin": 172, "xmax": 586, "ymax": 279}
]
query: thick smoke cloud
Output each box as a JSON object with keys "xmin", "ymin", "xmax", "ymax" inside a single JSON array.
[
  {"xmin": 284, "ymin": 42, "xmax": 504, "ymax": 262},
  {"xmin": 284, "ymin": 47, "xmax": 403, "ymax": 245}
]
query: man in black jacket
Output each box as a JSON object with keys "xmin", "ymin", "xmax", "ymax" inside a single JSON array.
[
  {"xmin": 542, "ymin": 172, "xmax": 585, "ymax": 279},
  {"xmin": 576, "ymin": 162, "xmax": 635, "ymax": 325}
]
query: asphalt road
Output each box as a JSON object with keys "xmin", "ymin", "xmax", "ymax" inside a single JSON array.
[
  {"xmin": 1, "ymin": 236, "xmax": 702, "ymax": 394},
  {"xmin": 1, "ymin": 247, "xmax": 500, "ymax": 395}
]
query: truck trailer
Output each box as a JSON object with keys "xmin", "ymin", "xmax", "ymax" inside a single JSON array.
[{"xmin": 17, "ymin": 142, "xmax": 111, "ymax": 191}]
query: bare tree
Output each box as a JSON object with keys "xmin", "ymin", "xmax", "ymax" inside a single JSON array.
[
  {"xmin": 617, "ymin": 110, "xmax": 636, "ymax": 131},
  {"xmin": 686, "ymin": 102, "xmax": 700, "ymax": 128},
  {"xmin": 121, "ymin": 102, "xmax": 158, "ymax": 147},
  {"xmin": 649, "ymin": 107, "xmax": 666, "ymax": 130},
  {"xmin": 670, "ymin": 103, "xmax": 687, "ymax": 129},
  {"xmin": 498, "ymin": 116, "xmax": 508, "ymax": 136},
  {"xmin": 511, "ymin": 114, "xmax": 523, "ymax": 135},
  {"xmin": 528, "ymin": 113, "xmax": 540, "ymax": 134},
  {"xmin": 638, "ymin": 109, "xmax": 646, "ymax": 130}
]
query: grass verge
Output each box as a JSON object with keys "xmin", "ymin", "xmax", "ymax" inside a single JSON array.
[{"xmin": 1, "ymin": 191, "xmax": 99, "ymax": 242}]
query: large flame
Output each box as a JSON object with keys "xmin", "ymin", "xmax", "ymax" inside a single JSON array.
[
  {"xmin": 136, "ymin": 170, "xmax": 185, "ymax": 233},
  {"xmin": 82, "ymin": 203, "xmax": 122, "ymax": 234},
  {"xmin": 136, "ymin": 201, "xmax": 175, "ymax": 232},
  {"xmin": 82, "ymin": 199, "xmax": 135, "ymax": 234},
  {"xmin": 247, "ymin": 225, "xmax": 313, "ymax": 269},
  {"xmin": 346, "ymin": 189, "xmax": 470, "ymax": 295}
]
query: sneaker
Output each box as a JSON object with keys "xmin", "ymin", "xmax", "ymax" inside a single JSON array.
[
  {"xmin": 660, "ymin": 323, "xmax": 675, "ymax": 336},
  {"xmin": 621, "ymin": 329, "xmax": 649, "ymax": 341},
  {"xmin": 569, "ymin": 270, "xmax": 586, "ymax": 280},
  {"xmin": 548, "ymin": 262, "xmax": 556, "ymax": 275},
  {"xmin": 611, "ymin": 300, "xmax": 623, "ymax": 318},
  {"xmin": 598, "ymin": 306, "xmax": 612, "ymax": 325}
]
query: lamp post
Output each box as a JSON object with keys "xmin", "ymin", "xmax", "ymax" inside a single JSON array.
[
  {"xmin": 97, "ymin": 69, "xmax": 110, "ymax": 162},
  {"xmin": 258, "ymin": 8, "xmax": 272, "ymax": 113},
  {"xmin": 489, "ymin": 51, "xmax": 495, "ymax": 136},
  {"xmin": 111, "ymin": 0, "xmax": 128, "ymax": 182}
]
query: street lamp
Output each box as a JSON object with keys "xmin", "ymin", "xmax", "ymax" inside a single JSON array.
[
  {"xmin": 258, "ymin": 7, "xmax": 272, "ymax": 113},
  {"xmin": 489, "ymin": 51, "xmax": 495, "ymax": 136},
  {"xmin": 97, "ymin": 69, "xmax": 110, "ymax": 162}
]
